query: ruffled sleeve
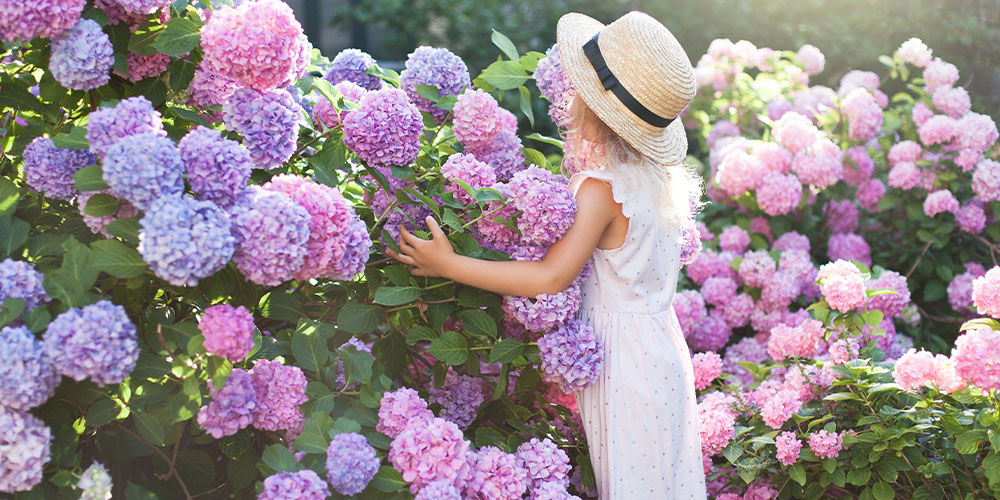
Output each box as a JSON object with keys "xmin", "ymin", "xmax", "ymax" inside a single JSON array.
[{"xmin": 568, "ymin": 168, "xmax": 639, "ymax": 219}]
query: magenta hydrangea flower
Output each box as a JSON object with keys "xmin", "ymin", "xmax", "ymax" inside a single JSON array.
[
  {"xmin": 0, "ymin": 326, "xmax": 59, "ymax": 411},
  {"xmin": 441, "ymin": 153, "xmax": 498, "ymax": 205},
  {"xmin": 773, "ymin": 231, "xmax": 810, "ymax": 253},
  {"xmin": 796, "ymin": 44, "xmax": 825, "ymax": 74},
  {"xmin": 760, "ymin": 387, "xmax": 803, "ymax": 428},
  {"xmin": 258, "ymin": 470, "xmax": 329, "ymax": 500},
  {"xmin": 261, "ymin": 175, "xmax": 371, "ymax": 281},
  {"xmin": 117, "ymin": 52, "xmax": 170, "ymax": 82},
  {"xmin": 389, "ymin": 417, "xmax": 474, "ymax": 493},
  {"xmin": 690, "ymin": 312, "xmax": 733, "ymax": 352},
  {"xmin": 453, "ymin": 89, "xmax": 502, "ymax": 150},
  {"xmin": 200, "ymin": 0, "xmax": 308, "ymax": 90},
  {"xmin": 0, "ymin": 0, "xmax": 86, "ymax": 42},
  {"xmin": 719, "ymin": 225, "xmax": 751, "ymax": 254},
  {"xmin": 312, "ymin": 80, "xmax": 367, "ymax": 129},
  {"xmin": 326, "ymin": 432, "xmax": 379, "ymax": 495},
  {"xmin": 466, "ymin": 446, "xmax": 528, "ymax": 500},
  {"xmin": 42, "ymin": 300, "xmax": 138, "ymax": 387},
  {"xmin": 535, "ymin": 44, "xmax": 576, "ymax": 128},
  {"xmin": 972, "ymin": 267, "xmax": 1000, "ymax": 318},
  {"xmin": 249, "ymin": 359, "xmax": 307, "ymax": 432},
  {"xmin": 400, "ymin": 46, "xmax": 471, "ymax": 123},
  {"xmin": 723, "ymin": 337, "xmax": 768, "ymax": 386},
  {"xmin": 824, "ymin": 200, "xmax": 860, "ymax": 234},
  {"xmin": 476, "ymin": 183, "xmax": 519, "ymax": 252},
  {"xmin": 752, "ymin": 141, "xmax": 792, "ymax": 174},
  {"xmin": 48, "ymin": 18, "xmax": 113, "ymax": 90},
  {"xmin": 768, "ymin": 319, "xmax": 823, "ymax": 361},
  {"xmin": 468, "ymin": 130, "xmax": 526, "ymax": 182},
  {"xmin": 427, "ymin": 371, "xmax": 483, "ymax": 430},
  {"xmin": 887, "ymin": 161, "xmax": 921, "ymax": 190},
  {"xmin": 224, "ymin": 87, "xmax": 301, "ymax": 169},
  {"xmin": 108, "ymin": 0, "xmax": 169, "ymax": 14},
  {"xmin": 773, "ymin": 112, "xmax": 819, "ymax": 154},
  {"xmin": 538, "ymin": 319, "xmax": 604, "ymax": 393},
  {"xmin": 857, "ymin": 178, "xmax": 886, "ymax": 211},
  {"xmin": 951, "ymin": 326, "xmax": 1000, "ymax": 391},
  {"xmin": 416, "ymin": 480, "xmax": 463, "ymax": 500},
  {"xmin": 0, "ymin": 408, "xmax": 51, "ymax": 493},
  {"xmin": 697, "ymin": 391, "xmax": 739, "ymax": 456},
  {"xmin": 923, "ymin": 58, "xmax": 959, "ymax": 89},
  {"xmin": 808, "ymin": 430, "xmax": 843, "ymax": 459},
  {"xmin": 692, "ymin": 351, "xmax": 723, "ymax": 391},
  {"xmin": 94, "ymin": 0, "xmax": 167, "ymax": 28},
  {"xmin": 792, "ymin": 137, "xmax": 842, "ymax": 188},
  {"xmin": 917, "ymin": 114, "xmax": 957, "ymax": 146},
  {"xmin": 673, "ymin": 290, "xmax": 707, "ymax": 336},
  {"xmin": 775, "ymin": 431, "xmax": 802, "ymax": 466},
  {"xmin": 196, "ymin": 368, "xmax": 256, "ymax": 438},
  {"xmin": 755, "ymin": 172, "xmax": 801, "ymax": 216},
  {"xmin": 923, "ymin": 189, "xmax": 959, "ymax": 217},
  {"xmin": 343, "ymin": 87, "xmax": 423, "ymax": 167},
  {"xmin": 679, "ymin": 219, "xmax": 704, "ymax": 267},
  {"xmin": 841, "ymin": 88, "xmax": 882, "ymax": 141},
  {"xmin": 325, "ymin": 48, "xmax": 383, "ymax": 90},
  {"xmin": 178, "ymin": 126, "xmax": 252, "ymax": 209},
  {"xmin": 817, "ymin": 260, "xmax": 866, "ymax": 312},
  {"xmin": 866, "ymin": 270, "xmax": 911, "ymax": 318},
  {"xmin": 86, "ymin": 96, "xmax": 165, "ymax": 161},
  {"xmin": 101, "ymin": 133, "xmax": 184, "ymax": 211},
  {"xmin": 701, "ymin": 276, "xmax": 738, "ymax": 307},
  {"xmin": 22, "ymin": 136, "xmax": 94, "ymax": 201},
  {"xmin": 138, "ymin": 196, "xmax": 234, "ymax": 286},
  {"xmin": 199, "ymin": 304, "xmax": 255, "ymax": 362},
  {"xmin": 898, "ymin": 38, "xmax": 932, "ymax": 67},
  {"xmin": 515, "ymin": 438, "xmax": 570, "ymax": 490},
  {"xmin": 378, "ymin": 387, "xmax": 434, "ymax": 439},
  {"xmin": 686, "ymin": 249, "xmax": 737, "ymax": 285},
  {"xmin": 507, "ymin": 166, "xmax": 576, "ymax": 246},
  {"xmin": 721, "ymin": 292, "xmax": 754, "ymax": 329},
  {"xmin": 230, "ymin": 186, "xmax": 311, "ymax": 286},
  {"xmin": 972, "ymin": 159, "xmax": 1000, "ymax": 202},
  {"xmin": 827, "ymin": 232, "xmax": 871, "ymax": 266},
  {"xmin": 528, "ymin": 481, "xmax": 581, "ymax": 500}
]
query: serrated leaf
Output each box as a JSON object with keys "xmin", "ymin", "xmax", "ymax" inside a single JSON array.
[
  {"xmin": 872, "ymin": 481, "xmax": 893, "ymax": 500},
  {"xmin": 405, "ymin": 325, "xmax": 437, "ymax": 345},
  {"xmin": 74, "ymin": 164, "xmax": 109, "ymax": 191},
  {"xmin": 150, "ymin": 17, "xmax": 201, "ymax": 55},
  {"xmin": 133, "ymin": 412, "xmax": 165, "ymax": 446},
  {"xmin": 457, "ymin": 309, "xmax": 497, "ymax": 338},
  {"xmin": 491, "ymin": 29, "xmax": 519, "ymax": 61},
  {"xmin": 337, "ymin": 302, "xmax": 382, "ymax": 334},
  {"xmin": 490, "ymin": 338, "xmax": 524, "ymax": 363},
  {"xmin": 428, "ymin": 331, "xmax": 468, "ymax": 366},
  {"xmin": 479, "ymin": 60, "xmax": 530, "ymax": 90},
  {"xmin": 92, "ymin": 239, "xmax": 146, "ymax": 278},
  {"xmin": 373, "ymin": 286, "xmax": 421, "ymax": 306}
]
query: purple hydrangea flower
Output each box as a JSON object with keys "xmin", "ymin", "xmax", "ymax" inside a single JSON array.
[
  {"xmin": 0, "ymin": 408, "xmax": 51, "ymax": 493},
  {"xmin": 230, "ymin": 186, "xmax": 311, "ymax": 286},
  {"xmin": 109, "ymin": 0, "xmax": 169, "ymax": 14},
  {"xmin": 224, "ymin": 87, "xmax": 302, "ymax": 169},
  {"xmin": 0, "ymin": 258, "xmax": 50, "ymax": 312},
  {"xmin": 49, "ymin": 18, "xmax": 113, "ymax": 90},
  {"xmin": 0, "ymin": 326, "xmax": 59, "ymax": 411},
  {"xmin": 199, "ymin": 304, "xmax": 255, "ymax": 362},
  {"xmin": 441, "ymin": 153, "xmax": 497, "ymax": 205},
  {"xmin": 77, "ymin": 190, "xmax": 138, "ymax": 238},
  {"xmin": 378, "ymin": 387, "xmax": 434, "ymax": 439},
  {"xmin": 186, "ymin": 66, "xmax": 240, "ymax": 121},
  {"xmin": 427, "ymin": 371, "xmax": 483, "ymax": 430},
  {"xmin": 178, "ymin": 126, "xmax": 253, "ymax": 209},
  {"xmin": 529, "ymin": 481, "xmax": 582, "ymax": 500},
  {"xmin": 468, "ymin": 130, "xmax": 526, "ymax": 182},
  {"xmin": 476, "ymin": 182, "xmax": 519, "ymax": 253},
  {"xmin": 138, "ymin": 196, "xmax": 234, "ymax": 286},
  {"xmin": 827, "ymin": 232, "xmax": 872, "ymax": 266},
  {"xmin": 196, "ymin": 368, "xmax": 256, "ymax": 438},
  {"xmin": 537, "ymin": 319, "xmax": 604, "ymax": 393},
  {"xmin": 415, "ymin": 480, "xmax": 462, "ymax": 500},
  {"xmin": 101, "ymin": 133, "xmax": 184, "ymax": 211},
  {"xmin": 115, "ymin": 52, "xmax": 170, "ymax": 82},
  {"xmin": 42, "ymin": 300, "xmax": 138, "ymax": 387},
  {"xmin": 312, "ymin": 80, "xmax": 367, "ymax": 129},
  {"xmin": 503, "ymin": 285, "xmax": 582, "ymax": 333},
  {"xmin": 399, "ymin": 46, "xmax": 471, "ymax": 123},
  {"xmin": 343, "ymin": 87, "xmax": 423, "ymax": 167},
  {"xmin": 867, "ymin": 270, "xmax": 911, "ymax": 318},
  {"xmin": 515, "ymin": 438, "xmax": 570, "ymax": 490},
  {"xmin": 86, "ymin": 96, "xmax": 166, "ymax": 161},
  {"xmin": 249, "ymin": 359, "xmax": 307, "ymax": 432},
  {"xmin": 507, "ymin": 166, "xmax": 576, "ymax": 246},
  {"xmin": 466, "ymin": 446, "xmax": 528, "ymax": 500},
  {"xmin": 333, "ymin": 337, "xmax": 371, "ymax": 388},
  {"xmin": 326, "ymin": 432, "xmax": 380, "ymax": 495},
  {"xmin": 389, "ymin": 417, "xmax": 474, "ymax": 493},
  {"xmin": 453, "ymin": 89, "xmax": 502, "ymax": 149},
  {"xmin": 535, "ymin": 44, "xmax": 577, "ymax": 128},
  {"xmin": 325, "ymin": 48, "xmax": 383, "ymax": 91},
  {"xmin": 22, "ymin": 137, "xmax": 94, "ymax": 201},
  {"xmin": 77, "ymin": 461, "xmax": 112, "ymax": 500},
  {"xmin": 0, "ymin": 0, "xmax": 86, "ymax": 42},
  {"xmin": 258, "ymin": 470, "xmax": 329, "ymax": 500}
]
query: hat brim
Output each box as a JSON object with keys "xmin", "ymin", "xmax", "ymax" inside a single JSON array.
[{"xmin": 556, "ymin": 12, "xmax": 688, "ymax": 166}]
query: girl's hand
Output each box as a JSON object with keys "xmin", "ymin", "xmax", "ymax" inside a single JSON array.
[{"xmin": 386, "ymin": 216, "xmax": 456, "ymax": 278}]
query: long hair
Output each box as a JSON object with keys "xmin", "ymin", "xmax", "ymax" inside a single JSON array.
[{"xmin": 562, "ymin": 94, "xmax": 705, "ymax": 229}]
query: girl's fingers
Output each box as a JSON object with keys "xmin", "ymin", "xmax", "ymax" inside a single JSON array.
[{"xmin": 426, "ymin": 216, "xmax": 446, "ymax": 240}]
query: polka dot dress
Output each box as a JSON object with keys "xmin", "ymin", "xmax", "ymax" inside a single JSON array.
[{"xmin": 569, "ymin": 169, "xmax": 708, "ymax": 500}]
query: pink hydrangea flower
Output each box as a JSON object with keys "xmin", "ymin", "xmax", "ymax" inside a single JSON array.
[
  {"xmin": 951, "ymin": 326, "xmax": 1000, "ymax": 391},
  {"xmin": 841, "ymin": 88, "xmax": 883, "ymax": 142},
  {"xmin": 744, "ymin": 480, "xmax": 779, "ymax": 500},
  {"xmin": 312, "ymin": 80, "xmax": 367, "ymax": 129},
  {"xmin": 686, "ymin": 249, "xmax": 738, "ymax": 285},
  {"xmin": 827, "ymin": 232, "xmax": 871, "ymax": 266},
  {"xmin": 955, "ymin": 113, "xmax": 998, "ymax": 155},
  {"xmin": 897, "ymin": 38, "xmax": 932, "ymax": 67},
  {"xmin": 249, "ymin": 359, "xmax": 308, "ymax": 432},
  {"xmin": 857, "ymin": 179, "xmax": 886, "ymax": 211},
  {"xmin": 752, "ymin": 141, "xmax": 793, "ymax": 174},
  {"xmin": 792, "ymin": 137, "xmax": 843, "ymax": 188},
  {"xmin": 824, "ymin": 200, "xmax": 859, "ymax": 233},
  {"xmin": 453, "ymin": 89, "xmax": 502, "ymax": 150},
  {"xmin": 440, "ymin": 153, "xmax": 497, "ymax": 205},
  {"xmin": 389, "ymin": 417, "xmax": 474, "ymax": 493},
  {"xmin": 931, "ymin": 85, "xmax": 971, "ymax": 119},
  {"xmin": 715, "ymin": 146, "xmax": 765, "ymax": 197},
  {"xmin": 955, "ymin": 203, "xmax": 986, "ymax": 234},
  {"xmin": 377, "ymin": 387, "xmax": 434, "ymax": 439},
  {"xmin": 719, "ymin": 226, "xmax": 751, "ymax": 254},
  {"xmin": 756, "ymin": 172, "xmax": 802, "ymax": 216},
  {"xmin": 888, "ymin": 141, "xmax": 922, "ymax": 165},
  {"xmin": 721, "ymin": 293, "xmax": 754, "ymax": 329},
  {"xmin": 199, "ymin": 304, "xmax": 255, "ymax": 362},
  {"xmin": 932, "ymin": 354, "xmax": 966, "ymax": 394},
  {"xmin": 923, "ymin": 58, "xmax": 959, "ymax": 89},
  {"xmin": 972, "ymin": 267, "xmax": 1000, "ymax": 318},
  {"xmin": 760, "ymin": 388, "xmax": 803, "ymax": 429},
  {"xmin": 917, "ymin": 115, "xmax": 958, "ymax": 146},
  {"xmin": 887, "ymin": 161, "xmax": 922, "ymax": 190},
  {"xmin": 817, "ymin": 260, "xmax": 866, "ymax": 312},
  {"xmin": 866, "ymin": 270, "xmax": 911, "ymax": 318},
  {"xmin": 892, "ymin": 348, "xmax": 936, "ymax": 391},
  {"xmin": 465, "ymin": 446, "xmax": 527, "ymax": 500},
  {"xmin": 773, "ymin": 112, "xmax": 820, "ymax": 154},
  {"xmin": 923, "ymin": 189, "xmax": 959, "ymax": 217},
  {"xmin": 692, "ymin": 352, "xmax": 723, "ymax": 391},
  {"xmin": 697, "ymin": 391, "xmax": 739, "ymax": 456},
  {"xmin": 973, "ymin": 159, "xmax": 1000, "ymax": 202},
  {"xmin": 842, "ymin": 146, "xmax": 873, "ymax": 186},
  {"xmin": 775, "ymin": 432, "xmax": 802, "ymax": 466},
  {"xmin": 0, "ymin": 0, "xmax": 86, "ymax": 42},
  {"xmin": 674, "ymin": 290, "xmax": 707, "ymax": 337},
  {"xmin": 738, "ymin": 251, "xmax": 777, "ymax": 288},
  {"xmin": 912, "ymin": 102, "xmax": 934, "ymax": 126},
  {"xmin": 773, "ymin": 231, "xmax": 810, "ymax": 253},
  {"xmin": 768, "ymin": 319, "xmax": 823, "ymax": 361},
  {"xmin": 948, "ymin": 263, "xmax": 986, "ymax": 313},
  {"xmin": 701, "ymin": 276, "xmax": 738, "ymax": 307},
  {"xmin": 796, "ymin": 44, "xmax": 825, "ymax": 74},
  {"xmin": 808, "ymin": 430, "xmax": 843, "ymax": 459}
]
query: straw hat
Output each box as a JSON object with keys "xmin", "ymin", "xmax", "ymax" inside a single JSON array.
[{"xmin": 557, "ymin": 11, "xmax": 697, "ymax": 166}]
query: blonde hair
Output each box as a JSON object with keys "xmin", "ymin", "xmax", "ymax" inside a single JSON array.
[{"xmin": 562, "ymin": 94, "xmax": 704, "ymax": 228}]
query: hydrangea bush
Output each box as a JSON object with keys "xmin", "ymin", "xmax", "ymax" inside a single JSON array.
[{"xmin": 1, "ymin": 2, "xmax": 997, "ymax": 499}]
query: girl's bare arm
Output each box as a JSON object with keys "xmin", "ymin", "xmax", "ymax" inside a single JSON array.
[{"xmin": 387, "ymin": 178, "xmax": 619, "ymax": 297}]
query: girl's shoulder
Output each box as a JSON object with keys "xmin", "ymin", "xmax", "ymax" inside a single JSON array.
[{"xmin": 569, "ymin": 167, "xmax": 642, "ymax": 219}]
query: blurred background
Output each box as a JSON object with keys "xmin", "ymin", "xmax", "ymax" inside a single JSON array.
[{"xmin": 286, "ymin": 0, "xmax": 1000, "ymax": 118}]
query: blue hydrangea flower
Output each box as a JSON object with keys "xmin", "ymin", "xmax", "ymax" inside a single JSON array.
[
  {"xmin": 178, "ymin": 126, "xmax": 252, "ymax": 209},
  {"xmin": 101, "ymin": 133, "xmax": 184, "ymax": 211},
  {"xmin": 42, "ymin": 300, "xmax": 139, "ymax": 387},
  {"xmin": 537, "ymin": 319, "xmax": 603, "ymax": 393},
  {"xmin": 196, "ymin": 368, "xmax": 256, "ymax": 438},
  {"xmin": 0, "ymin": 326, "xmax": 60, "ymax": 411},
  {"xmin": 22, "ymin": 137, "xmax": 95, "ymax": 201},
  {"xmin": 86, "ymin": 96, "xmax": 166, "ymax": 161},
  {"xmin": 325, "ymin": 48, "xmax": 383, "ymax": 91},
  {"xmin": 230, "ymin": 186, "xmax": 310, "ymax": 286},
  {"xmin": 343, "ymin": 88, "xmax": 423, "ymax": 167},
  {"xmin": 138, "ymin": 196, "xmax": 235, "ymax": 287},
  {"xmin": 49, "ymin": 19, "xmax": 113, "ymax": 91},
  {"xmin": 325, "ymin": 432, "xmax": 380, "ymax": 495},
  {"xmin": 223, "ymin": 87, "xmax": 301, "ymax": 169},
  {"xmin": 399, "ymin": 46, "xmax": 471, "ymax": 123},
  {"xmin": 0, "ymin": 408, "xmax": 51, "ymax": 493},
  {"xmin": 0, "ymin": 258, "xmax": 50, "ymax": 312}
]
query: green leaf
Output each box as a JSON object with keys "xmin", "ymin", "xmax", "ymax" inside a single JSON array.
[
  {"xmin": 23, "ymin": 307, "xmax": 51, "ymax": 333},
  {"xmin": 518, "ymin": 86, "xmax": 534, "ymax": 127},
  {"xmin": 0, "ymin": 178, "xmax": 19, "ymax": 219},
  {"xmin": 414, "ymin": 84, "xmax": 440, "ymax": 103},
  {"xmin": 337, "ymin": 302, "xmax": 382, "ymax": 334},
  {"xmin": 291, "ymin": 321, "xmax": 330, "ymax": 374},
  {"xmin": 105, "ymin": 217, "xmax": 141, "ymax": 245},
  {"xmin": 260, "ymin": 292, "xmax": 305, "ymax": 322},
  {"xmin": 405, "ymin": 325, "xmax": 438, "ymax": 345},
  {"xmin": 74, "ymin": 164, "xmax": 110, "ymax": 192},
  {"xmin": 292, "ymin": 412, "xmax": 333, "ymax": 454},
  {"xmin": 428, "ymin": 331, "xmax": 468, "ymax": 366},
  {"xmin": 128, "ymin": 28, "xmax": 162, "ymax": 57},
  {"xmin": 984, "ymin": 453, "xmax": 1000, "ymax": 487},
  {"xmin": 0, "ymin": 217, "xmax": 27, "ymax": 259},
  {"xmin": 955, "ymin": 429, "xmax": 986, "ymax": 455},
  {"xmin": 133, "ymin": 412, "xmax": 165, "ymax": 446},
  {"xmin": 150, "ymin": 17, "xmax": 201, "ymax": 55},
  {"xmin": 491, "ymin": 29, "xmax": 519, "ymax": 61},
  {"xmin": 522, "ymin": 147, "xmax": 548, "ymax": 168},
  {"xmin": 457, "ymin": 309, "xmax": 497, "ymax": 338},
  {"xmin": 83, "ymin": 193, "xmax": 119, "ymax": 216},
  {"xmin": 331, "ymin": 417, "xmax": 362, "ymax": 436},
  {"xmin": 92, "ymin": 239, "xmax": 146, "ymax": 278},
  {"xmin": 373, "ymin": 286, "xmax": 421, "ymax": 306},
  {"xmin": 490, "ymin": 338, "xmax": 524, "ymax": 363},
  {"xmin": 847, "ymin": 467, "xmax": 871, "ymax": 486},
  {"xmin": 371, "ymin": 466, "xmax": 406, "ymax": 493},
  {"xmin": 260, "ymin": 444, "xmax": 298, "ymax": 473},
  {"xmin": 43, "ymin": 238, "xmax": 99, "ymax": 307},
  {"xmin": 0, "ymin": 298, "xmax": 26, "ymax": 328},
  {"xmin": 872, "ymin": 481, "xmax": 894, "ymax": 500},
  {"xmin": 50, "ymin": 126, "xmax": 90, "ymax": 150},
  {"xmin": 479, "ymin": 60, "xmax": 530, "ymax": 90},
  {"xmin": 525, "ymin": 133, "xmax": 563, "ymax": 147},
  {"xmin": 789, "ymin": 463, "xmax": 806, "ymax": 486}
]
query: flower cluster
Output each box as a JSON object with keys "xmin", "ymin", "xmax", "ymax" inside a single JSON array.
[
  {"xmin": 441, "ymin": 153, "xmax": 498, "ymax": 205},
  {"xmin": 258, "ymin": 470, "xmax": 329, "ymax": 500},
  {"xmin": 468, "ymin": 129, "xmax": 527, "ymax": 183},
  {"xmin": 312, "ymin": 80, "xmax": 367, "ymax": 129},
  {"xmin": 101, "ymin": 133, "xmax": 184, "ymax": 211},
  {"xmin": 453, "ymin": 89, "xmax": 503, "ymax": 150},
  {"xmin": 77, "ymin": 190, "xmax": 138, "ymax": 238},
  {"xmin": 86, "ymin": 96, "xmax": 166, "ymax": 160},
  {"xmin": 378, "ymin": 387, "xmax": 434, "ymax": 439},
  {"xmin": 196, "ymin": 368, "xmax": 256, "ymax": 438},
  {"xmin": 691, "ymin": 351, "xmax": 723, "ymax": 390},
  {"xmin": 0, "ymin": 408, "xmax": 51, "ymax": 493},
  {"xmin": 775, "ymin": 431, "xmax": 802, "ymax": 466},
  {"xmin": 22, "ymin": 137, "xmax": 95, "ymax": 201},
  {"xmin": 117, "ymin": 52, "xmax": 170, "ymax": 82},
  {"xmin": 515, "ymin": 438, "xmax": 571, "ymax": 490},
  {"xmin": 507, "ymin": 167, "xmax": 577, "ymax": 246},
  {"xmin": 138, "ymin": 196, "xmax": 235, "ymax": 286},
  {"xmin": 972, "ymin": 266, "xmax": 1000, "ymax": 318},
  {"xmin": 248, "ymin": 359, "xmax": 308, "ymax": 432},
  {"xmin": 325, "ymin": 48, "xmax": 383, "ymax": 90},
  {"xmin": 535, "ymin": 44, "xmax": 576, "ymax": 128},
  {"xmin": 0, "ymin": 326, "xmax": 59, "ymax": 411},
  {"xmin": 343, "ymin": 88, "xmax": 424, "ymax": 167},
  {"xmin": 388, "ymin": 416, "xmax": 473, "ymax": 493},
  {"xmin": 816, "ymin": 260, "xmax": 866, "ymax": 312},
  {"xmin": 698, "ymin": 391, "xmax": 739, "ymax": 456},
  {"xmin": 185, "ymin": 66, "xmax": 239, "ymax": 120},
  {"xmin": 199, "ymin": 304, "xmax": 255, "ymax": 362},
  {"xmin": 466, "ymin": 446, "xmax": 528, "ymax": 500},
  {"xmin": 0, "ymin": 258, "xmax": 50, "ymax": 312},
  {"xmin": 42, "ymin": 300, "xmax": 138, "ymax": 387},
  {"xmin": 537, "ymin": 319, "xmax": 604, "ymax": 393},
  {"xmin": 178, "ymin": 126, "xmax": 253, "ymax": 209},
  {"xmin": 230, "ymin": 186, "xmax": 311, "ymax": 286},
  {"xmin": 0, "ymin": 0, "xmax": 86, "ymax": 42},
  {"xmin": 77, "ymin": 462, "xmax": 112, "ymax": 500},
  {"xmin": 399, "ymin": 46, "xmax": 471, "ymax": 123},
  {"xmin": 427, "ymin": 371, "xmax": 484, "ymax": 430},
  {"xmin": 951, "ymin": 326, "xmax": 1000, "ymax": 391},
  {"xmin": 808, "ymin": 429, "xmax": 843, "ymax": 459},
  {"xmin": 325, "ymin": 432, "xmax": 380, "ymax": 495},
  {"xmin": 223, "ymin": 87, "xmax": 302, "ymax": 169},
  {"xmin": 49, "ymin": 19, "xmax": 113, "ymax": 90}
]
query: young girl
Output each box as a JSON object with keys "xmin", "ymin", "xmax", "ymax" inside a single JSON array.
[{"xmin": 388, "ymin": 11, "xmax": 708, "ymax": 499}]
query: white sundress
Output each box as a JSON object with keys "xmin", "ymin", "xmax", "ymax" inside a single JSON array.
[{"xmin": 569, "ymin": 168, "xmax": 708, "ymax": 500}]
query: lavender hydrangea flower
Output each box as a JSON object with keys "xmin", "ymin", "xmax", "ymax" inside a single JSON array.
[
  {"xmin": 138, "ymin": 196, "xmax": 234, "ymax": 286},
  {"xmin": 0, "ymin": 326, "xmax": 59, "ymax": 411},
  {"xmin": 867, "ymin": 270, "xmax": 911, "ymax": 318},
  {"xmin": 77, "ymin": 462, "xmax": 112, "ymax": 500},
  {"xmin": 77, "ymin": 190, "xmax": 138, "ymax": 238},
  {"xmin": 178, "ymin": 126, "xmax": 253, "ymax": 209},
  {"xmin": 468, "ymin": 130, "xmax": 526, "ymax": 182},
  {"xmin": 0, "ymin": 408, "xmax": 51, "ymax": 493},
  {"xmin": 507, "ymin": 166, "xmax": 576, "ymax": 246},
  {"xmin": 258, "ymin": 470, "xmax": 329, "ymax": 500},
  {"xmin": 196, "ymin": 368, "xmax": 256, "ymax": 438},
  {"xmin": 86, "ymin": 96, "xmax": 166, "ymax": 161},
  {"xmin": 427, "ymin": 371, "xmax": 483, "ymax": 430},
  {"xmin": 249, "ymin": 359, "xmax": 307, "ymax": 432},
  {"xmin": 0, "ymin": 0, "xmax": 87, "ymax": 42},
  {"xmin": 537, "ymin": 319, "xmax": 604, "ymax": 393},
  {"xmin": 101, "ymin": 133, "xmax": 184, "ymax": 211},
  {"xmin": 22, "ymin": 137, "xmax": 94, "ymax": 200},
  {"xmin": 389, "ymin": 417, "xmax": 474, "ymax": 493},
  {"xmin": 0, "ymin": 258, "xmax": 50, "ymax": 312},
  {"xmin": 378, "ymin": 387, "xmax": 434, "ymax": 439},
  {"xmin": 49, "ymin": 18, "xmax": 113, "ymax": 90},
  {"xmin": 503, "ymin": 285, "xmax": 582, "ymax": 333},
  {"xmin": 199, "ymin": 304, "xmax": 255, "ymax": 362},
  {"xmin": 326, "ymin": 432, "xmax": 380, "ymax": 495},
  {"xmin": 223, "ymin": 87, "xmax": 302, "ymax": 169},
  {"xmin": 466, "ymin": 446, "xmax": 528, "ymax": 500},
  {"xmin": 415, "ymin": 480, "xmax": 462, "ymax": 500},
  {"xmin": 400, "ymin": 46, "xmax": 471, "ymax": 123},
  {"xmin": 230, "ymin": 186, "xmax": 311, "ymax": 286},
  {"xmin": 476, "ymin": 183, "xmax": 519, "ymax": 253},
  {"xmin": 529, "ymin": 481, "xmax": 582, "ymax": 500},
  {"xmin": 186, "ymin": 66, "xmax": 239, "ymax": 121},
  {"xmin": 325, "ymin": 48, "xmax": 383, "ymax": 91},
  {"xmin": 109, "ymin": 0, "xmax": 169, "ymax": 14},
  {"xmin": 42, "ymin": 300, "xmax": 139, "ymax": 387},
  {"xmin": 515, "ymin": 438, "xmax": 571, "ymax": 490},
  {"xmin": 343, "ymin": 88, "xmax": 423, "ymax": 167},
  {"xmin": 441, "ymin": 153, "xmax": 497, "ymax": 205},
  {"xmin": 453, "ymin": 89, "xmax": 502, "ymax": 149},
  {"xmin": 535, "ymin": 44, "xmax": 577, "ymax": 128}
]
